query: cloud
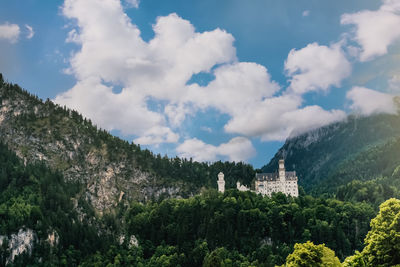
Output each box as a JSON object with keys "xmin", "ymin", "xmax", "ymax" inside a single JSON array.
[
  {"xmin": 302, "ymin": 10, "xmax": 310, "ymax": 17},
  {"xmin": 25, "ymin": 24, "xmax": 34, "ymax": 39},
  {"xmin": 223, "ymin": 94, "xmax": 346, "ymax": 141},
  {"xmin": 285, "ymin": 42, "xmax": 351, "ymax": 94},
  {"xmin": 389, "ymin": 74, "xmax": 400, "ymax": 93},
  {"xmin": 341, "ymin": 0, "xmax": 400, "ymax": 62},
  {"xmin": 0, "ymin": 22, "xmax": 20, "ymax": 43},
  {"xmin": 346, "ymin": 86, "xmax": 397, "ymax": 115},
  {"xmin": 184, "ymin": 61, "xmax": 345, "ymax": 141},
  {"xmin": 125, "ymin": 0, "xmax": 140, "ymax": 8},
  {"xmin": 57, "ymin": 0, "xmax": 236, "ymax": 144},
  {"xmin": 55, "ymin": 77, "xmax": 167, "ymax": 138},
  {"xmin": 285, "ymin": 106, "xmax": 347, "ymax": 138},
  {"xmin": 56, "ymin": 0, "xmax": 350, "ymax": 162},
  {"xmin": 176, "ymin": 137, "xmax": 256, "ymax": 162},
  {"xmin": 185, "ymin": 62, "xmax": 279, "ymax": 114}
]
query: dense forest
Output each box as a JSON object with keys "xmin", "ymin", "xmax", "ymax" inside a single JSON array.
[{"xmin": 1, "ymin": 141, "xmax": 399, "ymax": 266}]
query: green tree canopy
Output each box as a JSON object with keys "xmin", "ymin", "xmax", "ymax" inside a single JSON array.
[
  {"xmin": 284, "ymin": 241, "xmax": 341, "ymax": 267},
  {"xmin": 350, "ymin": 198, "xmax": 400, "ymax": 266}
]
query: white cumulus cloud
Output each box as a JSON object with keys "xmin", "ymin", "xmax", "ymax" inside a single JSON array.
[
  {"xmin": 176, "ymin": 137, "xmax": 256, "ymax": 162},
  {"xmin": 0, "ymin": 22, "xmax": 20, "ymax": 43},
  {"xmin": 56, "ymin": 0, "xmax": 236, "ymax": 145},
  {"xmin": 346, "ymin": 86, "xmax": 397, "ymax": 115},
  {"xmin": 223, "ymin": 94, "xmax": 346, "ymax": 141},
  {"xmin": 341, "ymin": 0, "xmax": 400, "ymax": 62},
  {"xmin": 285, "ymin": 42, "xmax": 352, "ymax": 94},
  {"xmin": 56, "ymin": 0, "xmax": 350, "ymax": 162}
]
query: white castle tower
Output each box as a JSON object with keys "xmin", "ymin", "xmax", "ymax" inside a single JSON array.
[
  {"xmin": 279, "ymin": 159, "xmax": 286, "ymax": 194},
  {"xmin": 217, "ymin": 172, "xmax": 225, "ymax": 193}
]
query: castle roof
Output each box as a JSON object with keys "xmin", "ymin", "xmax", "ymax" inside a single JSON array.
[{"xmin": 256, "ymin": 171, "xmax": 297, "ymax": 181}]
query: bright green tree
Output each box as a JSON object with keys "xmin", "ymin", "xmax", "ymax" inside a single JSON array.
[
  {"xmin": 284, "ymin": 241, "xmax": 341, "ymax": 267},
  {"xmin": 342, "ymin": 251, "xmax": 365, "ymax": 267},
  {"xmin": 358, "ymin": 198, "xmax": 400, "ymax": 266}
]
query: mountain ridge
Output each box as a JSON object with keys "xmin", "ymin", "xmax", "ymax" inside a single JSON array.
[
  {"xmin": 0, "ymin": 74, "xmax": 255, "ymax": 213},
  {"xmin": 262, "ymin": 113, "xmax": 400, "ymax": 193}
]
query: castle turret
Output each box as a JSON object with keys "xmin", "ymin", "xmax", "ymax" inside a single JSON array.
[
  {"xmin": 217, "ymin": 172, "xmax": 225, "ymax": 193},
  {"xmin": 279, "ymin": 159, "xmax": 286, "ymax": 193}
]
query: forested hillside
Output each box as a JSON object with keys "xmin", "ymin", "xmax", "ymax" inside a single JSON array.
[
  {"xmin": 0, "ymin": 141, "xmax": 378, "ymax": 265},
  {"xmin": 317, "ymin": 135, "xmax": 400, "ymax": 201},
  {"xmin": 2, "ymin": 140, "xmax": 399, "ymax": 266},
  {"xmin": 0, "ymin": 73, "xmax": 255, "ymax": 213},
  {"xmin": 262, "ymin": 113, "xmax": 400, "ymax": 193},
  {"xmin": 0, "ymin": 141, "xmax": 115, "ymax": 266}
]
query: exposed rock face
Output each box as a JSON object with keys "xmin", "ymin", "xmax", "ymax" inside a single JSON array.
[
  {"xmin": 0, "ymin": 228, "xmax": 36, "ymax": 264},
  {"xmin": 118, "ymin": 235, "xmax": 125, "ymax": 245},
  {"xmin": 47, "ymin": 230, "xmax": 59, "ymax": 247},
  {"xmin": 117, "ymin": 234, "xmax": 138, "ymax": 248},
  {"xmin": 129, "ymin": 235, "xmax": 139, "ymax": 248},
  {"xmin": 0, "ymin": 80, "xmax": 182, "ymax": 213}
]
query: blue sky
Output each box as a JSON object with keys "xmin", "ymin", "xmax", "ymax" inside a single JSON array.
[{"xmin": 1, "ymin": 0, "xmax": 400, "ymax": 167}]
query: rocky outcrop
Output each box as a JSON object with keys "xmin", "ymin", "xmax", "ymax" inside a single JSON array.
[
  {"xmin": 117, "ymin": 234, "xmax": 138, "ymax": 248},
  {"xmin": 46, "ymin": 230, "xmax": 59, "ymax": 247},
  {"xmin": 0, "ymin": 228, "xmax": 36, "ymax": 264},
  {"xmin": 0, "ymin": 82, "xmax": 183, "ymax": 213}
]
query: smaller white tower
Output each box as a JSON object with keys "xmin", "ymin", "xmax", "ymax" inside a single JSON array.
[
  {"xmin": 279, "ymin": 159, "xmax": 286, "ymax": 193},
  {"xmin": 217, "ymin": 172, "xmax": 225, "ymax": 193}
]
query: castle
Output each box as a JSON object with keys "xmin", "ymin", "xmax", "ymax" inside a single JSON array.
[
  {"xmin": 255, "ymin": 159, "xmax": 298, "ymax": 197},
  {"xmin": 217, "ymin": 159, "xmax": 298, "ymax": 197}
]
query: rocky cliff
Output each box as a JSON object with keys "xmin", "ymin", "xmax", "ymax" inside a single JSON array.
[{"xmin": 0, "ymin": 75, "xmax": 184, "ymax": 213}]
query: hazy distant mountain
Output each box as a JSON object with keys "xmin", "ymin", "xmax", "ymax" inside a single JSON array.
[{"xmin": 262, "ymin": 113, "xmax": 400, "ymax": 194}]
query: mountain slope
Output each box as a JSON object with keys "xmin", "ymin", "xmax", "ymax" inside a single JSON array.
[
  {"xmin": 0, "ymin": 74, "xmax": 255, "ymax": 212},
  {"xmin": 0, "ymin": 141, "xmax": 111, "ymax": 266},
  {"xmin": 262, "ymin": 113, "xmax": 400, "ymax": 193},
  {"xmin": 0, "ymin": 142, "xmax": 376, "ymax": 266}
]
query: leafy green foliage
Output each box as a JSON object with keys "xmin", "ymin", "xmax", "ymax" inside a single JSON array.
[
  {"xmin": 361, "ymin": 198, "xmax": 400, "ymax": 266},
  {"xmin": 284, "ymin": 241, "xmax": 341, "ymax": 267},
  {"xmin": 343, "ymin": 198, "xmax": 400, "ymax": 266},
  {"xmin": 125, "ymin": 190, "xmax": 374, "ymax": 265},
  {"xmin": 336, "ymin": 178, "xmax": 400, "ymax": 208}
]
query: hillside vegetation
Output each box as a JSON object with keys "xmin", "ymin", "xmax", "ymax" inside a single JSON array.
[
  {"xmin": 2, "ymin": 74, "xmax": 400, "ymax": 266},
  {"xmin": 0, "ymin": 141, "xmax": 378, "ymax": 265},
  {"xmin": 262, "ymin": 113, "xmax": 400, "ymax": 194},
  {"xmin": 2, "ymin": 141, "xmax": 400, "ymax": 266},
  {"xmin": 0, "ymin": 73, "xmax": 255, "ymax": 213}
]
